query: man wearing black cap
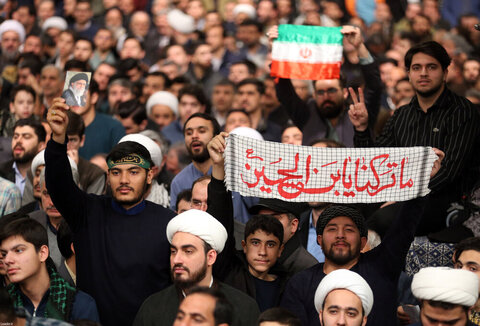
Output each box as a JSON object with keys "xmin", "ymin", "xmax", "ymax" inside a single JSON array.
[
  {"xmin": 62, "ymin": 72, "xmax": 89, "ymax": 107},
  {"xmin": 250, "ymin": 199, "xmax": 318, "ymax": 274}
]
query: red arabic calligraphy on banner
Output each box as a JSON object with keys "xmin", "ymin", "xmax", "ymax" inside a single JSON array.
[
  {"xmin": 239, "ymin": 150, "xmax": 413, "ymax": 199},
  {"xmin": 224, "ymin": 135, "xmax": 437, "ymax": 203}
]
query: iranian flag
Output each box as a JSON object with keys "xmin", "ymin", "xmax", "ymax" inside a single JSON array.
[{"xmin": 271, "ymin": 25, "xmax": 343, "ymax": 80}]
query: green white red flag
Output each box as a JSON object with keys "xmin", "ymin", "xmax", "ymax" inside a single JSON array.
[{"xmin": 270, "ymin": 25, "xmax": 343, "ymax": 80}]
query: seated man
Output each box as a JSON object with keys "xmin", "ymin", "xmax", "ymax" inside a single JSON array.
[
  {"xmin": 173, "ymin": 287, "xmax": 233, "ymax": 326},
  {"xmin": 0, "ymin": 217, "xmax": 99, "ymax": 322},
  {"xmin": 314, "ymin": 269, "xmax": 373, "ymax": 326},
  {"xmin": 134, "ymin": 209, "xmax": 260, "ymax": 326},
  {"xmin": 411, "ymin": 267, "xmax": 479, "ymax": 326}
]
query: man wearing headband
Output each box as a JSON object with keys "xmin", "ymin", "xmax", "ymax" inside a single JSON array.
[
  {"xmin": 314, "ymin": 269, "xmax": 373, "ymax": 326},
  {"xmin": 134, "ymin": 209, "xmax": 259, "ymax": 326},
  {"xmin": 411, "ymin": 267, "xmax": 479, "ymax": 326},
  {"xmin": 44, "ymin": 97, "xmax": 176, "ymax": 326}
]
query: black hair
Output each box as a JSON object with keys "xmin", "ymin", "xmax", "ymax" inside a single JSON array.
[
  {"xmin": 192, "ymin": 175, "xmax": 211, "ymax": 191},
  {"xmin": 214, "ymin": 78, "xmax": 235, "ymax": 89},
  {"xmin": 117, "ymin": 58, "xmax": 143, "ymax": 72},
  {"xmin": 258, "ymin": 307, "xmax": 301, "ymax": 326},
  {"xmin": 10, "ymin": 85, "xmax": 36, "ymax": 103},
  {"xmin": 239, "ymin": 18, "xmax": 263, "ymax": 33},
  {"xmin": 423, "ymin": 300, "xmax": 469, "ymax": 313},
  {"xmin": 176, "ymin": 189, "xmax": 192, "ymax": 209},
  {"xmin": 244, "ymin": 214, "xmax": 284, "ymax": 244},
  {"xmin": 225, "ymin": 108, "xmax": 250, "ymax": 121},
  {"xmin": 231, "ymin": 59, "xmax": 256, "ymax": 76},
  {"xmin": 0, "ymin": 288, "xmax": 16, "ymax": 322},
  {"xmin": 66, "ymin": 111, "xmax": 86, "ymax": 137},
  {"xmin": 75, "ymin": 36, "xmax": 94, "ymax": 50},
  {"xmin": 309, "ymin": 138, "xmax": 345, "ymax": 148},
  {"xmin": 178, "ymin": 84, "xmax": 208, "ymax": 107},
  {"xmin": 0, "ymin": 217, "xmax": 48, "ymax": 252},
  {"xmin": 185, "ymin": 287, "xmax": 233, "ymax": 326},
  {"xmin": 237, "ymin": 78, "xmax": 265, "ymax": 95},
  {"xmin": 18, "ymin": 56, "xmax": 43, "ymax": 76},
  {"xmin": 454, "ymin": 237, "xmax": 480, "ymax": 262},
  {"xmin": 14, "ymin": 118, "xmax": 46, "ymax": 142},
  {"xmin": 404, "ymin": 41, "xmax": 451, "ymax": 71},
  {"xmin": 57, "ymin": 220, "xmax": 74, "ymax": 259},
  {"xmin": 183, "ymin": 112, "xmax": 221, "ymax": 137},
  {"xmin": 116, "ymin": 99, "xmax": 147, "ymax": 124},
  {"xmin": 123, "ymin": 36, "xmax": 145, "ymax": 51},
  {"xmin": 89, "ymin": 78, "xmax": 100, "ymax": 96},
  {"xmin": 171, "ymin": 76, "xmax": 191, "ymax": 86},
  {"xmin": 106, "ymin": 141, "xmax": 154, "ymax": 170},
  {"xmin": 146, "ymin": 71, "xmax": 171, "ymax": 89},
  {"xmin": 64, "ymin": 59, "xmax": 89, "ymax": 72}
]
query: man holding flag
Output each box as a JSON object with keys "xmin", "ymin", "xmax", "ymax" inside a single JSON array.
[{"xmin": 269, "ymin": 25, "xmax": 382, "ymax": 147}]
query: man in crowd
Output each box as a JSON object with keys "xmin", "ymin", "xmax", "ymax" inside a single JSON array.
[
  {"xmin": 0, "ymin": 119, "xmax": 46, "ymax": 203},
  {"xmin": 45, "ymin": 96, "xmax": 176, "ymax": 326},
  {"xmin": 349, "ymin": 41, "xmax": 480, "ymax": 235},
  {"xmin": 314, "ymin": 269, "xmax": 373, "ymax": 326},
  {"xmin": 0, "ymin": 217, "xmax": 99, "ymax": 322},
  {"xmin": 69, "ymin": 80, "xmax": 125, "ymax": 160},
  {"xmin": 173, "ymin": 287, "xmax": 234, "ymax": 326},
  {"xmin": 133, "ymin": 209, "xmax": 260, "ymax": 325},
  {"xmin": 0, "ymin": 20, "xmax": 25, "ymax": 73},
  {"xmin": 169, "ymin": 113, "xmax": 219, "ymax": 210},
  {"xmin": 272, "ymin": 25, "xmax": 382, "ymax": 146},
  {"xmin": 411, "ymin": 267, "xmax": 479, "ymax": 326}
]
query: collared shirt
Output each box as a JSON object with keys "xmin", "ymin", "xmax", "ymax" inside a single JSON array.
[
  {"xmin": 307, "ymin": 211, "xmax": 325, "ymax": 263},
  {"xmin": 12, "ymin": 162, "xmax": 26, "ymax": 195},
  {"xmin": 354, "ymin": 87, "xmax": 480, "ymax": 195}
]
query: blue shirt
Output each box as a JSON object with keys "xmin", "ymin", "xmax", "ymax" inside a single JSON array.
[
  {"xmin": 307, "ymin": 211, "xmax": 325, "ymax": 263},
  {"xmin": 12, "ymin": 162, "xmax": 26, "ymax": 195},
  {"xmin": 170, "ymin": 163, "xmax": 212, "ymax": 210},
  {"xmin": 162, "ymin": 120, "xmax": 184, "ymax": 146}
]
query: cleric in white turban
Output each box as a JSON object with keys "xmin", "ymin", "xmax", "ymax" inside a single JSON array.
[
  {"xmin": 412, "ymin": 267, "xmax": 479, "ymax": 307},
  {"xmin": 314, "ymin": 269, "xmax": 374, "ymax": 317},
  {"xmin": 166, "ymin": 209, "xmax": 228, "ymax": 253}
]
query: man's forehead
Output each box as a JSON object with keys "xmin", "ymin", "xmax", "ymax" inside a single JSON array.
[
  {"xmin": 0, "ymin": 235, "xmax": 29, "ymax": 249},
  {"xmin": 247, "ymin": 229, "xmax": 280, "ymax": 242},
  {"xmin": 458, "ymin": 249, "xmax": 480, "ymax": 263},
  {"xmin": 410, "ymin": 52, "xmax": 441, "ymax": 65},
  {"xmin": 314, "ymin": 79, "xmax": 341, "ymax": 89},
  {"xmin": 14, "ymin": 125, "xmax": 35, "ymax": 134},
  {"xmin": 171, "ymin": 231, "xmax": 204, "ymax": 246},
  {"xmin": 185, "ymin": 118, "xmax": 211, "ymax": 129},
  {"xmin": 326, "ymin": 216, "xmax": 357, "ymax": 227}
]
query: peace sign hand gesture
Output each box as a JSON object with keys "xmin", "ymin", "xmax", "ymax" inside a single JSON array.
[{"xmin": 347, "ymin": 87, "xmax": 369, "ymax": 132}]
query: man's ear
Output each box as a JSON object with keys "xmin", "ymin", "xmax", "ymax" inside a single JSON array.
[
  {"xmin": 9, "ymin": 102, "xmax": 15, "ymax": 114},
  {"xmin": 206, "ymin": 249, "xmax": 217, "ymax": 266},
  {"xmin": 39, "ymin": 245, "xmax": 49, "ymax": 262},
  {"xmin": 90, "ymin": 91, "xmax": 99, "ymax": 106},
  {"xmin": 317, "ymin": 234, "xmax": 323, "ymax": 248},
  {"xmin": 360, "ymin": 236, "xmax": 367, "ymax": 251},
  {"xmin": 37, "ymin": 141, "xmax": 46, "ymax": 152},
  {"xmin": 241, "ymin": 240, "xmax": 247, "ymax": 253},
  {"xmin": 343, "ymin": 87, "xmax": 348, "ymax": 99},
  {"xmin": 291, "ymin": 218, "xmax": 299, "ymax": 233},
  {"xmin": 278, "ymin": 243, "xmax": 284, "ymax": 257},
  {"xmin": 80, "ymin": 135, "xmax": 86, "ymax": 148},
  {"xmin": 146, "ymin": 169, "xmax": 154, "ymax": 185}
]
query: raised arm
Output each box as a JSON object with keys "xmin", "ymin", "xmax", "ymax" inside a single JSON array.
[
  {"xmin": 45, "ymin": 98, "xmax": 89, "ymax": 232},
  {"xmin": 206, "ymin": 132, "xmax": 238, "ymax": 281}
]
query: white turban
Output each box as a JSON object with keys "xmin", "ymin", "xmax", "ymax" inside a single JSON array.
[
  {"xmin": 146, "ymin": 91, "xmax": 178, "ymax": 118},
  {"xmin": 166, "ymin": 209, "xmax": 228, "ymax": 253},
  {"xmin": 314, "ymin": 269, "xmax": 374, "ymax": 316},
  {"xmin": 0, "ymin": 20, "xmax": 25, "ymax": 43},
  {"xmin": 42, "ymin": 17, "xmax": 68, "ymax": 32},
  {"xmin": 167, "ymin": 9, "xmax": 195, "ymax": 34},
  {"xmin": 230, "ymin": 127, "xmax": 264, "ymax": 141},
  {"xmin": 119, "ymin": 134, "xmax": 162, "ymax": 167},
  {"xmin": 31, "ymin": 150, "xmax": 78, "ymax": 175},
  {"xmin": 412, "ymin": 267, "xmax": 479, "ymax": 307},
  {"xmin": 233, "ymin": 4, "xmax": 256, "ymax": 19}
]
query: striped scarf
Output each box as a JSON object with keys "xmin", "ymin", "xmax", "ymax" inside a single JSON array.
[{"xmin": 7, "ymin": 260, "xmax": 76, "ymax": 321}]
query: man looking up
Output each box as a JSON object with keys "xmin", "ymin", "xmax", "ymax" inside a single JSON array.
[
  {"xmin": 349, "ymin": 41, "xmax": 480, "ymax": 235},
  {"xmin": 411, "ymin": 267, "xmax": 479, "ymax": 326},
  {"xmin": 44, "ymin": 97, "xmax": 176, "ymax": 326},
  {"xmin": 133, "ymin": 209, "xmax": 260, "ymax": 326},
  {"xmin": 314, "ymin": 269, "xmax": 373, "ymax": 326}
]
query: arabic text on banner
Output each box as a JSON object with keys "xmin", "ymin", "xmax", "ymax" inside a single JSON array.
[{"xmin": 224, "ymin": 134, "xmax": 438, "ymax": 203}]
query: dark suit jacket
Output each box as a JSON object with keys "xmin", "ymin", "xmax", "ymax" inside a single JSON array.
[{"xmin": 62, "ymin": 89, "xmax": 86, "ymax": 107}]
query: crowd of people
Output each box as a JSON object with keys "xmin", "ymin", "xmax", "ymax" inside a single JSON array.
[{"xmin": 0, "ymin": 0, "xmax": 479, "ymax": 325}]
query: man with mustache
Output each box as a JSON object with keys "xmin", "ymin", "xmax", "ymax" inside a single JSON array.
[
  {"xmin": 0, "ymin": 119, "xmax": 46, "ymax": 205},
  {"xmin": 44, "ymin": 96, "xmax": 176, "ymax": 326},
  {"xmin": 133, "ymin": 209, "xmax": 259, "ymax": 326},
  {"xmin": 169, "ymin": 112, "xmax": 220, "ymax": 210},
  {"xmin": 270, "ymin": 25, "xmax": 382, "ymax": 147}
]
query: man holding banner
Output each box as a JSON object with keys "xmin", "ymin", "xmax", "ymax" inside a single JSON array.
[
  {"xmin": 270, "ymin": 24, "xmax": 382, "ymax": 147},
  {"xmin": 349, "ymin": 41, "xmax": 480, "ymax": 235},
  {"xmin": 209, "ymin": 130, "xmax": 443, "ymax": 326}
]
